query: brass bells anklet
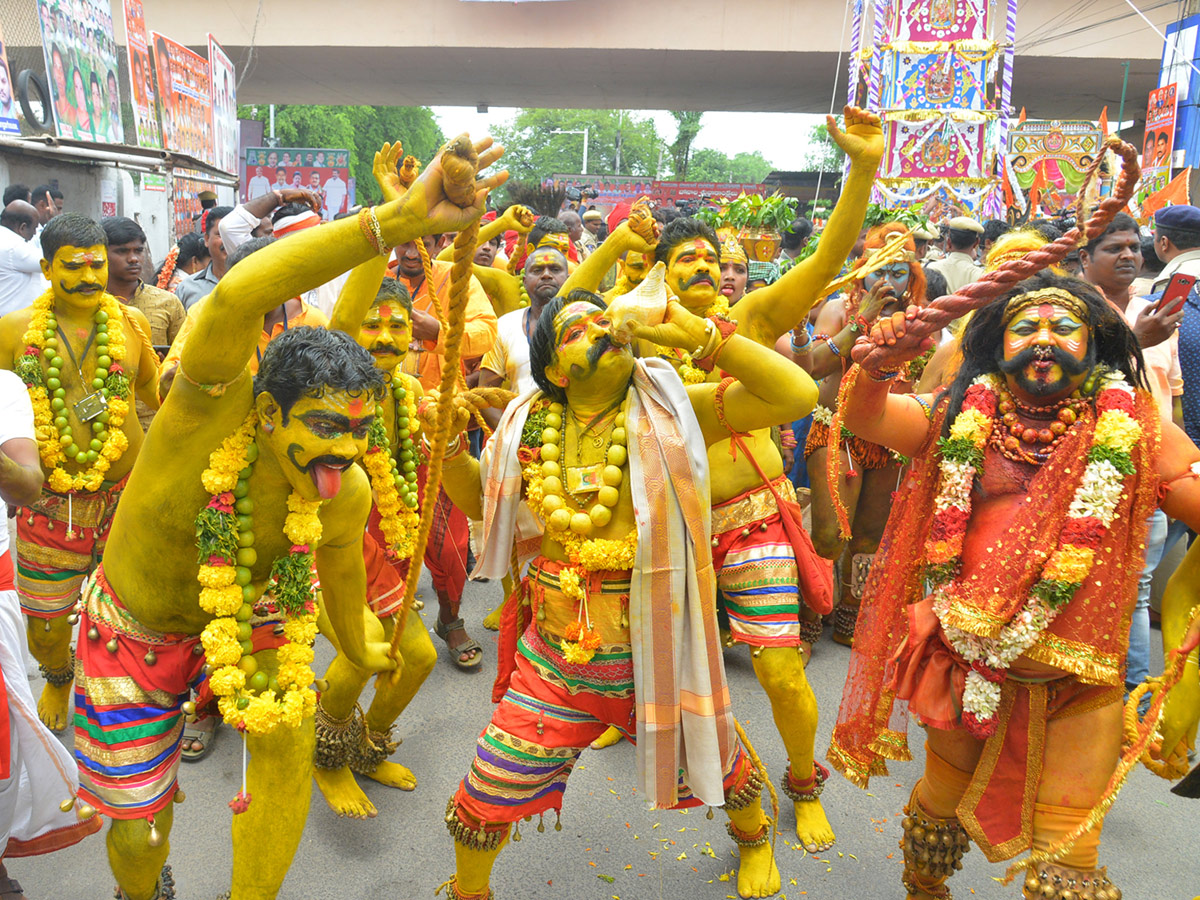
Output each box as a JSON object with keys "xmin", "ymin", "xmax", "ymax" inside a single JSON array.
[
  {"xmin": 726, "ymin": 816, "xmax": 772, "ymax": 847},
  {"xmin": 314, "ymin": 700, "xmax": 362, "ymax": 770},
  {"xmin": 1022, "ymin": 862, "xmax": 1122, "ymax": 900},
  {"xmin": 115, "ymin": 865, "xmax": 175, "ymax": 900},
  {"xmin": 899, "ymin": 792, "xmax": 970, "ymax": 900},
  {"xmin": 349, "ymin": 724, "xmax": 399, "ymax": 775},
  {"xmin": 782, "ymin": 761, "xmax": 829, "ymax": 802},
  {"xmin": 723, "ymin": 767, "xmax": 765, "ymax": 811},
  {"xmin": 39, "ymin": 653, "xmax": 75, "ymax": 687},
  {"xmin": 444, "ymin": 798, "xmax": 510, "ymax": 852}
]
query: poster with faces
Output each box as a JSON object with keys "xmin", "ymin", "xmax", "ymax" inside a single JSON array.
[
  {"xmin": 0, "ymin": 23, "xmax": 19, "ymax": 135},
  {"xmin": 121, "ymin": 0, "xmax": 161, "ymax": 148},
  {"xmin": 244, "ymin": 147, "xmax": 354, "ymax": 219},
  {"xmin": 151, "ymin": 31, "xmax": 214, "ymax": 165},
  {"xmin": 207, "ymin": 35, "xmax": 237, "ymax": 174},
  {"xmin": 35, "ymin": 0, "xmax": 124, "ymax": 144}
]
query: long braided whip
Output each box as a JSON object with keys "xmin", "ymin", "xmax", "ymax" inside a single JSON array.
[
  {"xmin": 389, "ymin": 221, "xmax": 480, "ymax": 662},
  {"xmin": 825, "ymin": 138, "xmax": 1140, "ymax": 540}
]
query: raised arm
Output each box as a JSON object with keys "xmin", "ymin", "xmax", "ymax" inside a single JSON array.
[
  {"xmin": 438, "ymin": 204, "xmax": 534, "ymax": 262},
  {"xmin": 630, "ymin": 300, "xmax": 817, "ymax": 445},
  {"xmin": 560, "ymin": 221, "xmax": 652, "ymax": 296},
  {"xmin": 471, "ymin": 264, "xmax": 523, "ymax": 316},
  {"xmin": 328, "ymin": 255, "xmax": 390, "ymax": 339},
  {"xmin": 181, "ymin": 136, "xmax": 506, "ymax": 387},
  {"xmin": 732, "ymin": 107, "xmax": 884, "ymax": 345}
]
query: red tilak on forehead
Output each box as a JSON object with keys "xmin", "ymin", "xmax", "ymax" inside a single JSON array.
[
  {"xmin": 1038, "ymin": 303, "xmax": 1055, "ymax": 319},
  {"xmin": 347, "ymin": 396, "xmax": 365, "ymax": 417},
  {"xmin": 81, "ymin": 252, "xmax": 97, "ymax": 264},
  {"xmin": 378, "ymin": 305, "xmax": 392, "ymax": 320},
  {"xmin": 690, "ymin": 239, "xmax": 710, "ymax": 253}
]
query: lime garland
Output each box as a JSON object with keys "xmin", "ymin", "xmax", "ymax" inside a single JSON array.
[
  {"xmin": 16, "ymin": 288, "xmax": 131, "ymax": 493},
  {"xmin": 196, "ymin": 412, "xmax": 320, "ymax": 736},
  {"xmin": 363, "ymin": 370, "xmax": 421, "ymax": 561}
]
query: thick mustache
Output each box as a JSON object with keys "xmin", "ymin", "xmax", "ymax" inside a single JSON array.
[
  {"xmin": 65, "ymin": 283, "xmax": 100, "ymax": 293},
  {"xmin": 998, "ymin": 345, "xmax": 1089, "ymax": 378},
  {"xmin": 687, "ymin": 272, "xmax": 715, "ymax": 288},
  {"xmin": 587, "ymin": 334, "xmax": 613, "ymax": 365},
  {"xmin": 370, "ymin": 346, "xmax": 400, "ymax": 355}
]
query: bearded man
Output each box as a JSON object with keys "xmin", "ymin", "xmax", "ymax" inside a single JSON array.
[
  {"xmin": 564, "ymin": 106, "xmax": 884, "ymax": 852},
  {"xmin": 0, "ymin": 214, "xmax": 159, "ymax": 730},
  {"xmin": 435, "ymin": 285, "xmax": 817, "ymax": 900},
  {"xmin": 64, "ymin": 139, "xmax": 505, "ymax": 900},
  {"xmin": 830, "ymin": 271, "xmax": 1200, "ymax": 899}
]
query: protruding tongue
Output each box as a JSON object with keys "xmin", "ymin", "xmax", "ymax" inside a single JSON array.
[{"xmin": 310, "ymin": 463, "xmax": 344, "ymax": 499}]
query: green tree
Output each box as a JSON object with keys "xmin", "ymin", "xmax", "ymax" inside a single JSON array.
[
  {"xmin": 669, "ymin": 111, "xmax": 704, "ymax": 180},
  {"xmin": 677, "ymin": 148, "xmax": 775, "ymax": 184},
  {"xmin": 801, "ymin": 121, "xmax": 846, "ymax": 172},
  {"xmin": 237, "ymin": 105, "xmax": 444, "ymax": 204},
  {"xmin": 491, "ymin": 108, "xmax": 664, "ymax": 181}
]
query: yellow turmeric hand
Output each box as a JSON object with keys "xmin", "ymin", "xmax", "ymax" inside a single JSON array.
[
  {"xmin": 826, "ymin": 105, "xmax": 884, "ymax": 165},
  {"xmin": 373, "ymin": 141, "xmax": 406, "ymax": 202}
]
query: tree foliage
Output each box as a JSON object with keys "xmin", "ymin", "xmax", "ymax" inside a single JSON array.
[
  {"xmin": 236, "ymin": 105, "xmax": 444, "ymax": 204},
  {"xmin": 800, "ymin": 121, "xmax": 847, "ymax": 172},
  {"xmin": 492, "ymin": 109, "xmax": 665, "ymax": 182},
  {"xmin": 686, "ymin": 148, "xmax": 775, "ymax": 184},
  {"xmin": 669, "ymin": 111, "xmax": 704, "ymax": 181}
]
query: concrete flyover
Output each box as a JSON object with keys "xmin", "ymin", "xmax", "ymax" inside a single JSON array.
[{"xmin": 121, "ymin": 0, "xmax": 1179, "ymax": 122}]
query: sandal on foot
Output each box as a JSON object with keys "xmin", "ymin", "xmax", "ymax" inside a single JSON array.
[
  {"xmin": 434, "ymin": 617, "xmax": 483, "ymax": 671},
  {"xmin": 181, "ymin": 717, "xmax": 217, "ymax": 763}
]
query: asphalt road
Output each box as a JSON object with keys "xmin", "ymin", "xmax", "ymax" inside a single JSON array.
[{"xmin": 14, "ymin": 571, "xmax": 1200, "ymax": 900}]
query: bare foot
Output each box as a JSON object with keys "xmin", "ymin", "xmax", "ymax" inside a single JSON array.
[
  {"xmin": 482, "ymin": 606, "xmax": 502, "ymax": 631},
  {"xmin": 736, "ymin": 841, "xmax": 781, "ymax": 898},
  {"xmin": 589, "ymin": 726, "xmax": 624, "ymax": 750},
  {"xmin": 37, "ymin": 681, "xmax": 72, "ymax": 731},
  {"xmin": 794, "ymin": 798, "xmax": 835, "ymax": 852},
  {"xmin": 313, "ymin": 766, "xmax": 378, "ymax": 818},
  {"xmin": 361, "ymin": 759, "xmax": 417, "ymax": 791}
]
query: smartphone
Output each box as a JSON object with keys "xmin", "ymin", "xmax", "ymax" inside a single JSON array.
[{"xmin": 1156, "ymin": 272, "xmax": 1196, "ymax": 316}]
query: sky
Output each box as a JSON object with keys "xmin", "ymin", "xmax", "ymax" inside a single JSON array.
[{"xmin": 430, "ymin": 106, "xmax": 828, "ymax": 175}]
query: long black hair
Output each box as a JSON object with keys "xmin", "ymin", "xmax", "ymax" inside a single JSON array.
[{"xmin": 941, "ymin": 271, "xmax": 1147, "ymax": 433}]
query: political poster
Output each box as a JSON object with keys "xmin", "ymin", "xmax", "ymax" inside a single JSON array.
[
  {"xmin": 547, "ymin": 175, "xmax": 764, "ymax": 218},
  {"xmin": 208, "ymin": 36, "xmax": 237, "ymax": 174},
  {"xmin": 1143, "ymin": 83, "xmax": 1179, "ymax": 195},
  {"xmin": 172, "ymin": 170, "xmax": 215, "ymax": 241},
  {"xmin": 151, "ymin": 32, "xmax": 213, "ymax": 164},
  {"xmin": 121, "ymin": 0, "xmax": 160, "ymax": 148},
  {"xmin": 244, "ymin": 147, "xmax": 354, "ymax": 219},
  {"xmin": 0, "ymin": 22, "xmax": 20, "ymax": 135},
  {"xmin": 34, "ymin": 0, "xmax": 123, "ymax": 143}
]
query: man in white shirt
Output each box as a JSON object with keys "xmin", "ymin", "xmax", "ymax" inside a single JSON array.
[
  {"xmin": 926, "ymin": 216, "xmax": 984, "ymax": 293},
  {"xmin": 322, "ymin": 169, "xmax": 348, "ymax": 220},
  {"xmin": 0, "ymin": 201, "xmax": 47, "ymax": 316},
  {"xmin": 246, "ymin": 165, "xmax": 271, "ymax": 200}
]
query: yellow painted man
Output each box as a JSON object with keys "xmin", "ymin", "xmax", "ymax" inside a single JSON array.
[
  {"xmin": 560, "ymin": 106, "xmax": 885, "ymax": 852},
  {"xmin": 64, "ymin": 138, "xmax": 505, "ymax": 900},
  {"xmin": 0, "ymin": 213, "xmax": 159, "ymax": 730}
]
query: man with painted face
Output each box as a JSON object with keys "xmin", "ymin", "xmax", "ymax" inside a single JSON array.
[
  {"xmin": 831, "ymin": 271, "xmax": 1200, "ymax": 900},
  {"xmin": 0, "ymin": 214, "xmax": 159, "ymax": 731},
  {"xmin": 61, "ymin": 137, "xmax": 504, "ymax": 900},
  {"xmin": 800, "ymin": 223, "xmax": 928, "ymax": 647},
  {"xmin": 313, "ymin": 259, "xmax": 436, "ymax": 819},
  {"xmin": 434, "ymin": 284, "xmax": 819, "ymax": 900},
  {"xmin": 563, "ymin": 107, "xmax": 884, "ymax": 853}
]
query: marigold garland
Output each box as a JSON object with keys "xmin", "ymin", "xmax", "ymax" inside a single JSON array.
[
  {"xmin": 196, "ymin": 411, "xmax": 320, "ymax": 736},
  {"xmin": 16, "ymin": 288, "xmax": 131, "ymax": 493},
  {"xmin": 926, "ymin": 370, "xmax": 1141, "ymax": 738}
]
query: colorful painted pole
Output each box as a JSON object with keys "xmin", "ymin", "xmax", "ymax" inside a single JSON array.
[
  {"xmin": 990, "ymin": 0, "xmax": 1019, "ymax": 217},
  {"xmin": 866, "ymin": 0, "xmax": 888, "ymax": 111},
  {"xmin": 848, "ymin": 0, "xmax": 865, "ymax": 108}
]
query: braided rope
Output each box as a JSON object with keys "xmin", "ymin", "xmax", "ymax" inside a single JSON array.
[
  {"xmin": 389, "ymin": 216, "xmax": 481, "ymax": 659},
  {"xmin": 826, "ymin": 137, "xmax": 1141, "ymax": 539}
]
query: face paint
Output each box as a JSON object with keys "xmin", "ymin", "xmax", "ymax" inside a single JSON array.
[
  {"xmin": 359, "ymin": 301, "xmax": 412, "ymax": 372},
  {"xmin": 667, "ymin": 238, "xmax": 720, "ymax": 313},
  {"xmin": 548, "ymin": 301, "xmax": 632, "ymax": 394},
  {"xmin": 862, "ymin": 262, "xmax": 911, "ymax": 295},
  {"xmin": 44, "ymin": 244, "xmax": 108, "ymax": 306},
  {"xmin": 523, "ymin": 249, "xmax": 568, "ymax": 303},
  {"xmin": 1000, "ymin": 303, "xmax": 1091, "ymax": 399},
  {"xmin": 262, "ymin": 389, "xmax": 377, "ymax": 501}
]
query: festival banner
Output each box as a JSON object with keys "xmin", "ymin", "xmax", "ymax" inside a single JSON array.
[
  {"xmin": 121, "ymin": 0, "xmax": 160, "ymax": 148},
  {"xmin": 244, "ymin": 147, "xmax": 354, "ymax": 219},
  {"xmin": 34, "ymin": 0, "xmax": 123, "ymax": 143},
  {"xmin": 884, "ymin": 49, "xmax": 989, "ymax": 110},
  {"xmin": 882, "ymin": 115, "xmax": 989, "ymax": 180},
  {"xmin": 1005, "ymin": 119, "xmax": 1103, "ymax": 215},
  {"xmin": 889, "ymin": 0, "xmax": 990, "ymax": 43},
  {"xmin": 1143, "ymin": 83, "xmax": 1179, "ymax": 195},
  {"xmin": 547, "ymin": 175, "xmax": 764, "ymax": 217},
  {"xmin": 207, "ymin": 36, "xmax": 237, "ymax": 174},
  {"xmin": 0, "ymin": 22, "xmax": 20, "ymax": 135},
  {"xmin": 151, "ymin": 32, "xmax": 213, "ymax": 164},
  {"xmin": 1140, "ymin": 167, "xmax": 1191, "ymax": 220}
]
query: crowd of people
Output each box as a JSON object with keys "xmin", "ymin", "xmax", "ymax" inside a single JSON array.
[{"xmin": 0, "ymin": 115, "xmax": 1196, "ymax": 900}]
